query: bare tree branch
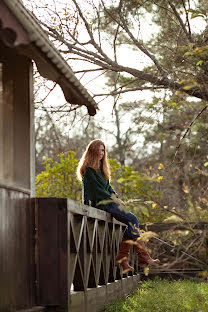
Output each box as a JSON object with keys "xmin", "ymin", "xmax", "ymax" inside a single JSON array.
[
  {"xmin": 117, "ymin": 0, "xmax": 167, "ymax": 77},
  {"xmin": 34, "ymin": 2, "xmax": 208, "ymax": 104},
  {"xmin": 181, "ymin": 0, "xmax": 192, "ymax": 38},
  {"xmin": 71, "ymin": 0, "xmax": 117, "ymax": 65},
  {"xmin": 94, "ymin": 86, "xmax": 166, "ymax": 97},
  {"xmin": 167, "ymin": 0, "xmax": 192, "ymax": 42},
  {"xmin": 73, "ymin": 68, "xmax": 105, "ymax": 74},
  {"xmin": 173, "ymin": 104, "xmax": 208, "ymax": 161},
  {"xmin": 113, "ymin": 24, "xmax": 120, "ymax": 63}
]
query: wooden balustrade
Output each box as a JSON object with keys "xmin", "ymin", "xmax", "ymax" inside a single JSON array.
[
  {"xmin": 1, "ymin": 193, "xmax": 207, "ymax": 312},
  {"xmin": 33, "ymin": 198, "xmax": 140, "ymax": 312}
]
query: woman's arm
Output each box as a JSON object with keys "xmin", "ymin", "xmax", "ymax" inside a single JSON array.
[
  {"xmin": 110, "ymin": 193, "xmax": 125, "ymax": 206},
  {"xmin": 108, "ymin": 183, "xmax": 117, "ymax": 196}
]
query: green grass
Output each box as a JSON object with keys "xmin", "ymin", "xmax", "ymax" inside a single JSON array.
[{"xmin": 103, "ymin": 279, "xmax": 208, "ymax": 312}]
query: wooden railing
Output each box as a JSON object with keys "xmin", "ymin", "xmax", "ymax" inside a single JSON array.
[
  {"xmin": 33, "ymin": 198, "xmax": 140, "ymax": 312},
  {"xmin": 1, "ymin": 191, "xmax": 207, "ymax": 312}
]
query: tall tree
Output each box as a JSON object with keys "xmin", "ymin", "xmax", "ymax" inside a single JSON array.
[{"xmin": 24, "ymin": 0, "xmax": 208, "ymax": 103}]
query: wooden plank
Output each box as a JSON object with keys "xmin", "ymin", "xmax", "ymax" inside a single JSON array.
[
  {"xmin": 106, "ymin": 282, "xmax": 118, "ymax": 302},
  {"xmin": 0, "ymin": 187, "xmax": 31, "ymax": 311},
  {"xmin": 95, "ymin": 286, "xmax": 107, "ymax": 311},
  {"xmin": 85, "ymin": 288, "xmax": 97, "ymax": 312},
  {"xmin": 69, "ymin": 276, "xmax": 141, "ymax": 312},
  {"xmin": 1, "ymin": 56, "xmax": 14, "ymax": 184},
  {"xmin": 13, "ymin": 55, "xmax": 31, "ymax": 188},
  {"xmin": 58, "ymin": 200, "xmax": 68, "ymax": 306},
  {"xmin": 69, "ymin": 291, "xmax": 85, "ymax": 312},
  {"xmin": 35, "ymin": 198, "xmax": 68, "ymax": 308},
  {"xmin": 28, "ymin": 197, "xmax": 36, "ymax": 307},
  {"xmin": 0, "ymin": 182, "xmax": 30, "ymax": 194},
  {"xmin": 68, "ymin": 198, "xmax": 125, "ymax": 225},
  {"xmin": 29, "ymin": 58, "xmax": 35, "ymax": 197},
  {"xmin": 112, "ymin": 280, "xmax": 122, "ymax": 299}
]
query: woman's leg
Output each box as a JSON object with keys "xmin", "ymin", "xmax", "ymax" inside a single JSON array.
[
  {"xmin": 105, "ymin": 203, "xmax": 138, "ymax": 272},
  {"xmin": 107, "ymin": 203, "xmax": 159, "ymax": 267},
  {"xmin": 107, "ymin": 203, "xmax": 140, "ymax": 239}
]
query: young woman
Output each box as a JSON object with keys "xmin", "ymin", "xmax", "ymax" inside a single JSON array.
[{"xmin": 77, "ymin": 139, "xmax": 159, "ymax": 273}]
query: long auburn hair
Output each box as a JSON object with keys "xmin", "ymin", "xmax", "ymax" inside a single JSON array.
[{"xmin": 77, "ymin": 139, "xmax": 110, "ymax": 181}]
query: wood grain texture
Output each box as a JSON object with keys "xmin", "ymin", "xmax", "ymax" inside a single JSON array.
[{"xmin": 0, "ymin": 187, "xmax": 33, "ymax": 312}]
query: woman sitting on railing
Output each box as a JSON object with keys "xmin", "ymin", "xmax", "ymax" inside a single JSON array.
[{"xmin": 77, "ymin": 139, "xmax": 159, "ymax": 273}]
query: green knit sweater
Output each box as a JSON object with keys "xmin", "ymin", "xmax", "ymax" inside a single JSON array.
[{"xmin": 82, "ymin": 167, "xmax": 116, "ymax": 208}]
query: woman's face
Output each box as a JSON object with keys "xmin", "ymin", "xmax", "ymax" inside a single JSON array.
[{"xmin": 98, "ymin": 144, "xmax": 105, "ymax": 160}]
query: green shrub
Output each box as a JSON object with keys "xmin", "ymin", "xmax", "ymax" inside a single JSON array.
[{"xmin": 35, "ymin": 152, "xmax": 161, "ymax": 222}]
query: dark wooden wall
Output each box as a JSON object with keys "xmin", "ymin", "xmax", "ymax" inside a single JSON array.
[{"xmin": 0, "ymin": 186, "xmax": 34, "ymax": 312}]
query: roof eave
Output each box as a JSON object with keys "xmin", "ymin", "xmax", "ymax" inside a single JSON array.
[{"xmin": 1, "ymin": 0, "xmax": 97, "ymax": 116}]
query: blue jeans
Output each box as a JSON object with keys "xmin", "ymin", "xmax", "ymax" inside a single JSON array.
[{"xmin": 98, "ymin": 202, "xmax": 140, "ymax": 240}]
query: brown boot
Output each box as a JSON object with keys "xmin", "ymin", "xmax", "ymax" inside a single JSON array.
[
  {"xmin": 133, "ymin": 238, "xmax": 160, "ymax": 266},
  {"xmin": 115, "ymin": 239, "xmax": 134, "ymax": 274}
]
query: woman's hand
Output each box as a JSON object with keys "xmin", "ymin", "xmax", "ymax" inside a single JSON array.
[{"xmin": 111, "ymin": 194, "xmax": 125, "ymax": 206}]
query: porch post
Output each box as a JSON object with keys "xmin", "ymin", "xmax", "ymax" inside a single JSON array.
[{"xmin": 0, "ymin": 43, "xmax": 34, "ymax": 191}]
